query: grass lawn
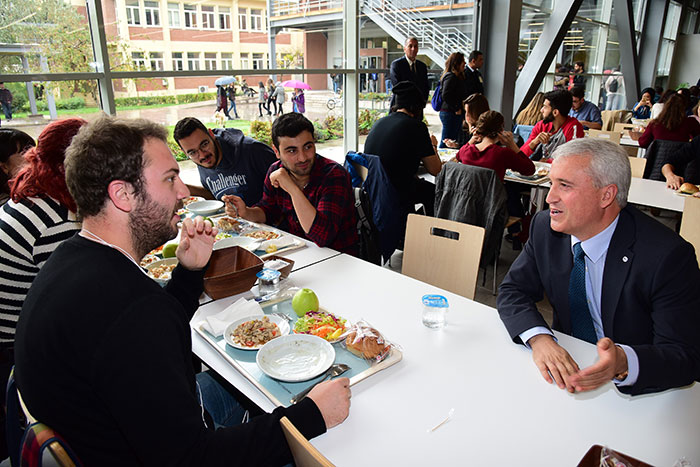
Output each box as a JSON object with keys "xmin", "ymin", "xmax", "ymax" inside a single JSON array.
[{"xmin": 11, "ymin": 101, "xmax": 226, "ymax": 119}]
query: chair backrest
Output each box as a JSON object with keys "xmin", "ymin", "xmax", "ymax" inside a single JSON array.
[
  {"xmin": 643, "ymin": 139, "xmax": 689, "ymax": 180},
  {"xmin": 614, "ymin": 122, "xmax": 636, "ymax": 136},
  {"xmin": 20, "ymin": 422, "xmax": 81, "ymax": 467},
  {"xmin": 587, "ymin": 129, "xmax": 621, "ymax": 144},
  {"xmin": 628, "ymin": 156, "xmax": 647, "ymax": 178},
  {"xmin": 600, "ymin": 110, "xmax": 615, "ymax": 131},
  {"xmin": 402, "ymin": 214, "xmax": 485, "ymax": 300},
  {"xmin": 280, "ymin": 416, "xmax": 334, "ymax": 467},
  {"xmin": 434, "ymin": 163, "xmax": 507, "ymax": 268},
  {"xmin": 680, "ymin": 196, "xmax": 700, "ymax": 266}
]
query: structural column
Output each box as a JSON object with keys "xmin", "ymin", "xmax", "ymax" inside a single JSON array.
[
  {"xmin": 343, "ymin": 0, "xmax": 359, "ymax": 154},
  {"xmin": 86, "ymin": 0, "xmax": 116, "ymax": 115},
  {"xmin": 638, "ymin": 0, "xmax": 669, "ymax": 94}
]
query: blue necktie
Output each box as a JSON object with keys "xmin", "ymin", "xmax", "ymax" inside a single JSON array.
[{"xmin": 569, "ymin": 242, "xmax": 598, "ymax": 344}]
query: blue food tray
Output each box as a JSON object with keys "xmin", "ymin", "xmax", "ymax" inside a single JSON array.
[{"xmin": 197, "ymin": 299, "xmax": 371, "ymax": 407}]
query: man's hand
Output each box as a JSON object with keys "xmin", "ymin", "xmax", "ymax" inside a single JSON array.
[
  {"xmin": 529, "ymin": 132, "xmax": 550, "ymax": 150},
  {"xmin": 665, "ymin": 173, "xmax": 684, "ymax": 190},
  {"xmin": 269, "ymin": 167, "xmax": 297, "ymax": 194},
  {"xmin": 176, "ymin": 216, "xmax": 217, "ymax": 270},
  {"xmin": 307, "ymin": 377, "xmax": 351, "ymax": 429},
  {"xmin": 529, "ymin": 334, "xmax": 580, "ymax": 392},
  {"xmin": 222, "ymin": 194, "xmax": 246, "ymax": 218},
  {"xmin": 569, "ymin": 338, "xmax": 628, "ymax": 392}
]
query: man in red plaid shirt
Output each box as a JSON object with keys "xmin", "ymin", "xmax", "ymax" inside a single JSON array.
[{"xmin": 224, "ymin": 113, "xmax": 359, "ymax": 255}]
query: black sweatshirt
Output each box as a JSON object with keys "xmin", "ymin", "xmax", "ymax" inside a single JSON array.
[{"xmin": 15, "ymin": 235, "xmax": 326, "ymax": 466}]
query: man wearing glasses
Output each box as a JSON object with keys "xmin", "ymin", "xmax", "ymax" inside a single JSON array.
[{"xmin": 174, "ymin": 117, "xmax": 276, "ymax": 205}]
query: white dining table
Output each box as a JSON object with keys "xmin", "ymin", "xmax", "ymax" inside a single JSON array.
[
  {"xmin": 627, "ymin": 177, "xmax": 685, "ymax": 212},
  {"xmin": 191, "ymin": 253, "xmax": 700, "ymax": 466}
]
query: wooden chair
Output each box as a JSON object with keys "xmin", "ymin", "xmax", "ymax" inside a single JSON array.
[
  {"xmin": 280, "ymin": 416, "xmax": 334, "ymax": 467},
  {"xmin": 587, "ymin": 129, "xmax": 621, "ymax": 145},
  {"xmin": 614, "ymin": 122, "xmax": 636, "ymax": 137},
  {"xmin": 680, "ymin": 196, "xmax": 700, "ymax": 266},
  {"xmin": 628, "ymin": 156, "xmax": 647, "ymax": 178},
  {"xmin": 402, "ymin": 214, "xmax": 485, "ymax": 300}
]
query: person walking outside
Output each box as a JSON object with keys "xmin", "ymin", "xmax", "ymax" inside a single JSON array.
[
  {"xmin": 273, "ymin": 82, "xmax": 285, "ymax": 115},
  {"xmin": 266, "ymin": 78, "xmax": 276, "ymax": 115},
  {"xmin": 292, "ymin": 89, "xmax": 305, "ymax": 114},
  {"xmin": 438, "ymin": 52, "xmax": 469, "ymax": 148},
  {"xmin": 257, "ymin": 81, "xmax": 268, "ymax": 117},
  {"xmin": 0, "ymin": 83, "xmax": 13, "ymax": 122},
  {"xmin": 215, "ymin": 85, "xmax": 232, "ymax": 120},
  {"xmin": 226, "ymin": 84, "xmax": 240, "ymax": 119}
]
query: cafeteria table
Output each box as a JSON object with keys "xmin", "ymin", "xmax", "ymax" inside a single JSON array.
[{"xmin": 191, "ymin": 253, "xmax": 700, "ymax": 466}]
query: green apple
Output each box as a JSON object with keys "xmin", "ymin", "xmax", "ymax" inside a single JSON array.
[
  {"xmin": 162, "ymin": 243, "xmax": 178, "ymax": 258},
  {"xmin": 292, "ymin": 288, "xmax": 319, "ymax": 317}
]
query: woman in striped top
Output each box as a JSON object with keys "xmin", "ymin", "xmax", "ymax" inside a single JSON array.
[{"xmin": 0, "ymin": 119, "xmax": 86, "ymax": 375}]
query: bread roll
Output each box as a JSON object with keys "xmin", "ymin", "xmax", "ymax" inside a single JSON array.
[
  {"xmin": 680, "ymin": 182, "xmax": 699, "ymax": 194},
  {"xmin": 345, "ymin": 329, "xmax": 385, "ymax": 359}
]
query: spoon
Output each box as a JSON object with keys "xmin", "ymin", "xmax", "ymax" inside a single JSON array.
[{"xmin": 290, "ymin": 363, "xmax": 350, "ymax": 404}]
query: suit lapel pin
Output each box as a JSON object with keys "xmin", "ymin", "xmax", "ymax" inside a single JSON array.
[{"xmin": 622, "ymin": 256, "xmax": 629, "ymax": 262}]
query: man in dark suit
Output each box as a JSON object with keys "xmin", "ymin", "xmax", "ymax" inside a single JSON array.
[
  {"xmin": 464, "ymin": 50, "xmax": 484, "ymax": 98},
  {"xmin": 390, "ymin": 37, "xmax": 429, "ymax": 104},
  {"xmin": 498, "ymin": 138, "xmax": 700, "ymax": 396}
]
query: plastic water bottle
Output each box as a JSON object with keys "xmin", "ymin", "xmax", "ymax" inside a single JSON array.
[{"xmin": 422, "ymin": 294, "xmax": 449, "ymax": 329}]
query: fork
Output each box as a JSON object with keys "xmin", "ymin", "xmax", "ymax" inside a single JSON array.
[
  {"xmin": 271, "ymin": 312, "xmax": 292, "ymax": 322},
  {"xmin": 290, "ymin": 363, "xmax": 350, "ymax": 404}
]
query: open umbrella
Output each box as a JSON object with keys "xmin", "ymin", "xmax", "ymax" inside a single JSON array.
[
  {"xmin": 215, "ymin": 76, "xmax": 237, "ymax": 86},
  {"xmin": 281, "ymin": 79, "xmax": 311, "ymax": 90}
]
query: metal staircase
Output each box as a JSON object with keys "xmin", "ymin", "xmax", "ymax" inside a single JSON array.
[{"xmin": 362, "ymin": 0, "xmax": 472, "ymax": 68}]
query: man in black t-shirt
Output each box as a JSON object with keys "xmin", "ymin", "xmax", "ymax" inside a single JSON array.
[
  {"xmin": 174, "ymin": 117, "xmax": 276, "ymax": 205},
  {"xmin": 364, "ymin": 81, "xmax": 442, "ymax": 216}
]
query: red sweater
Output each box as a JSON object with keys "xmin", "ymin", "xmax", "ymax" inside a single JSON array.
[
  {"xmin": 638, "ymin": 117, "xmax": 700, "ymax": 148},
  {"xmin": 456, "ymin": 143, "xmax": 536, "ymax": 181},
  {"xmin": 520, "ymin": 117, "xmax": 585, "ymax": 156}
]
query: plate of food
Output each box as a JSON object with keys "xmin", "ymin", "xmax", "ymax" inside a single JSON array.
[
  {"xmin": 213, "ymin": 236, "xmax": 261, "ymax": 251},
  {"xmin": 224, "ymin": 315, "xmax": 290, "ymax": 350},
  {"xmin": 187, "ymin": 200, "xmax": 224, "ymax": 216},
  {"xmin": 139, "ymin": 254, "xmax": 159, "ymax": 267},
  {"xmin": 217, "ymin": 216, "xmax": 243, "ymax": 233},
  {"xmin": 183, "ymin": 196, "xmax": 205, "ymax": 207},
  {"xmin": 256, "ymin": 334, "xmax": 335, "ymax": 382},
  {"xmin": 293, "ymin": 310, "xmax": 348, "ymax": 343},
  {"xmin": 675, "ymin": 182, "xmax": 700, "ymax": 196},
  {"xmin": 244, "ymin": 229, "xmax": 281, "ymax": 241},
  {"xmin": 146, "ymin": 258, "xmax": 178, "ymax": 285}
]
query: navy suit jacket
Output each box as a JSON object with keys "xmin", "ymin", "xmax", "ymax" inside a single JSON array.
[
  {"xmin": 389, "ymin": 57, "xmax": 429, "ymax": 103},
  {"xmin": 464, "ymin": 66, "xmax": 484, "ymax": 97},
  {"xmin": 497, "ymin": 206, "xmax": 700, "ymax": 396}
]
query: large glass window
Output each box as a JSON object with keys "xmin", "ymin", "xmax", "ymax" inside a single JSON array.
[
  {"xmin": 126, "ymin": 0, "xmax": 141, "ymax": 25},
  {"xmin": 219, "ymin": 7, "xmax": 231, "ymax": 30},
  {"xmin": 202, "ymin": 6, "xmax": 215, "ymax": 30},
  {"xmin": 168, "ymin": 3, "xmax": 180, "ymax": 28},
  {"xmin": 144, "ymin": 1, "xmax": 160, "ymax": 26},
  {"xmin": 252, "ymin": 53, "xmax": 264, "ymax": 70},
  {"xmin": 184, "ymin": 4, "xmax": 197, "ymax": 28}
]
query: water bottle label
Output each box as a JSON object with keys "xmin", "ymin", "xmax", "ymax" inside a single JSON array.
[{"xmin": 422, "ymin": 294, "xmax": 448, "ymax": 308}]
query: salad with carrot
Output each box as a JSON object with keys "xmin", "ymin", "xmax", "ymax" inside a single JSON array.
[{"xmin": 294, "ymin": 311, "xmax": 347, "ymax": 342}]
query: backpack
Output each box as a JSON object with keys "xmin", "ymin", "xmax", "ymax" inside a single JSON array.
[
  {"xmin": 608, "ymin": 77, "xmax": 619, "ymax": 93},
  {"xmin": 353, "ymin": 186, "xmax": 382, "ymax": 265},
  {"xmin": 431, "ymin": 79, "xmax": 443, "ymax": 111}
]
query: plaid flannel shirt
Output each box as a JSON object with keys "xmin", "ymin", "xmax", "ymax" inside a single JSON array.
[{"xmin": 256, "ymin": 155, "xmax": 359, "ymax": 256}]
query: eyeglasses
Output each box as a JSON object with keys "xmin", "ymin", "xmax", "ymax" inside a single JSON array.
[{"xmin": 186, "ymin": 138, "xmax": 210, "ymax": 158}]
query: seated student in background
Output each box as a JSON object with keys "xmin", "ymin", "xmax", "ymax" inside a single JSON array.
[
  {"xmin": 455, "ymin": 110, "xmax": 535, "ymax": 182},
  {"xmin": 0, "ymin": 128, "xmax": 34, "ymax": 206},
  {"xmin": 363, "ymin": 81, "xmax": 443, "ymax": 217},
  {"xmin": 498, "ymin": 138, "xmax": 700, "ymax": 396},
  {"xmin": 520, "ymin": 89, "xmax": 584, "ymax": 161},
  {"xmin": 661, "ymin": 135, "xmax": 700, "ymax": 189},
  {"xmin": 443, "ymin": 93, "xmax": 490, "ymax": 148},
  {"xmin": 638, "ymin": 94, "xmax": 700, "ymax": 149},
  {"xmin": 513, "ymin": 92, "xmax": 546, "ymax": 144},
  {"xmin": 173, "ymin": 117, "xmax": 276, "ymax": 205},
  {"xmin": 15, "ymin": 116, "xmax": 351, "ymax": 466},
  {"xmin": 631, "ymin": 87, "xmax": 655, "ymax": 120},
  {"xmin": 568, "ymin": 86, "xmax": 602, "ymax": 130},
  {"xmin": 225, "ymin": 113, "xmax": 359, "ymax": 255}
]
